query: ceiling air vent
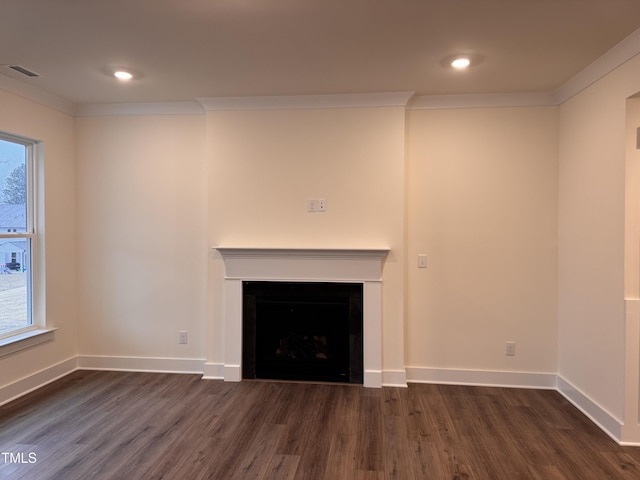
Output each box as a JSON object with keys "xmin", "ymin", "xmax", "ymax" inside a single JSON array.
[{"xmin": 7, "ymin": 65, "xmax": 40, "ymax": 77}]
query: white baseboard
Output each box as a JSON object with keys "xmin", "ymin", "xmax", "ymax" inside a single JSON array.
[
  {"xmin": 202, "ymin": 362, "xmax": 224, "ymax": 380},
  {"xmin": 620, "ymin": 424, "xmax": 640, "ymax": 447},
  {"xmin": 76, "ymin": 355, "xmax": 206, "ymax": 375},
  {"xmin": 202, "ymin": 365, "xmax": 397, "ymax": 388},
  {"xmin": 363, "ymin": 370, "xmax": 382, "ymax": 388},
  {"xmin": 223, "ymin": 364, "xmax": 241, "ymax": 382},
  {"xmin": 556, "ymin": 374, "xmax": 623, "ymax": 444},
  {"xmin": 0, "ymin": 356, "xmax": 78, "ymax": 407},
  {"xmin": 406, "ymin": 366, "xmax": 557, "ymax": 389},
  {"xmin": 382, "ymin": 369, "xmax": 408, "ymax": 387}
]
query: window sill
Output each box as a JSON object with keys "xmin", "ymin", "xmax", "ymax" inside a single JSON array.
[{"xmin": 0, "ymin": 328, "xmax": 56, "ymax": 358}]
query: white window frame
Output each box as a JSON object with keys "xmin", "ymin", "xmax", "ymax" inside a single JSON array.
[{"xmin": 0, "ymin": 132, "xmax": 53, "ymax": 355}]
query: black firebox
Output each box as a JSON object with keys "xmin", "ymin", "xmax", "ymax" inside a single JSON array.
[{"xmin": 242, "ymin": 281, "xmax": 363, "ymax": 384}]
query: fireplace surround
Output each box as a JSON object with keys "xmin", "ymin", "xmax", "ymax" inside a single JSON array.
[{"xmin": 214, "ymin": 247, "xmax": 389, "ymax": 388}]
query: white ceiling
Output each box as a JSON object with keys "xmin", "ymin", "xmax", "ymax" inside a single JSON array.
[{"xmin": 2, "ymin": 0, "xmax": 640, "ymax": 106}]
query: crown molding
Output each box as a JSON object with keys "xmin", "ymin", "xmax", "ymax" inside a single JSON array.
[
  {"xmin": 75, "ymin": 101, "xmax": 205, "ymax": 117},
  {"xmin": 0, "ymin": 73, "xmax": 76, "ymax": 116},
  {"xmin": 408, "ymin": 92, "xmax": 557, "ymax": 110},
  {"xmin": 555, "ymin": 27, "xmax": 640, "ymax": 104},
  {"xmin": 196, "ymin": 92, "xmax": 415, "ymax": 111}
]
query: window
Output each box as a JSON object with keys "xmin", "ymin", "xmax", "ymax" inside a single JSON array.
[{"xmin": 0, "ymin": 133, "xmax": 35, "ymax": 339}]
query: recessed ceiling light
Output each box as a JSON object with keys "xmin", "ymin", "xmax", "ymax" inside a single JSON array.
[
  {"xmin": 451, "ymin": 57, "xmax": 471, "ymax": 69},
  {"xmin": 114, "ymin": 70, "xmax": 133, "ymax": 81},
  {"xmin": 440, "ymin": 53, "xmax": 484, "ymax": 70},
  {"xmin": 102, "ymin": 65, "xmax": 143, "ymax": 81}
]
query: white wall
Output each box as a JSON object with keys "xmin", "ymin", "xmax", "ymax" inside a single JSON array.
[
  {"xmin": 205, "ymin": 106, "xmax": 407, "ymax": 379},
  {"xmin": 0, "ymin": 89, "xmax": 77, "ymax": 397},
  {"xmin": 624, "ymin": 96, "xmax": 640, "ymax": 442},
  {"xmin": 558, "ymin": 52, "xmax": 640, "ymax": 439},
  {"xmin": 73, "ymin": 103, "xmax": 562, "ymax": 389},
  {"xmin": 625, "ymin": 97, "xmax": 640, "ymax": 300},
  {"xmin": 75, "ymin": 114, "xmax": 208, "ymax": 365},
  {"xmin": 406, "ymin": 107, "xmax": 559, "ymax": 379}
]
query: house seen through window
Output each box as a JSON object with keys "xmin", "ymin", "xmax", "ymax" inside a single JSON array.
[{"xmin": 0, "ymin": 134, "xmax": 34, "ymax": 338}]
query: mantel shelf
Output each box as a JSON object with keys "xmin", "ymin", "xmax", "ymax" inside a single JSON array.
[{"xmin": 213, "ymin": 246, "xmax": 390, "ymax": 261}]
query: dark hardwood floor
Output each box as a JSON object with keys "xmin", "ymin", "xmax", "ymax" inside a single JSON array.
[{"xmin": 1, "ymin": 371, "xmax": 640, "ymax": 479}]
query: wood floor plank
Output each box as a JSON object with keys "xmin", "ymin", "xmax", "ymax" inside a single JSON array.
[
  {"xmin": 354, "ymin": 469, "xmax": 385, "ymax": 480},
  {"xmin": 291, "ymin": 386, "xmax": 335, "ymax": 480},
  {"xmin": 323, "ymin": 433, "xmax": 357, "ymax": 480},
  {"xmin": 262, "ymin": 454, "xmax": 300, "ymax": 480},
  {"xmin": 355, "ymin": 394, "xmax": 384, "ymax": 473},
  {"xmin": 2, "ymin": 371, "xmax": 640, "ymax": 479},
  {"xmin": 231, "ymin": 423, "xmax": 285, "ymax": 480},
  {"xmin": 383, "ymin": 413, "xmax": 416, "ymax": 479}
]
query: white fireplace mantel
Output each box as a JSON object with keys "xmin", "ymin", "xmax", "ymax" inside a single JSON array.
[{"xmin": 213, "ymin": 247, "xmax": 390, "ymax": 388}]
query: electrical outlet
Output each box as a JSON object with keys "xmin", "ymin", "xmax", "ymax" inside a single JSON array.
[
  {"xmin": 317, "ymin": 198, "xmax": 326, "ymax": 212},
  {"xmin": 179, "ymin": 331, "xmax": 188, "ymax": 344},
  {"xmin": 506, "ymin": 341, "xmax": 515, "ymax": 356}
]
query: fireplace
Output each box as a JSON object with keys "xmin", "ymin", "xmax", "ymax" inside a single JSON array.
[
  {"xmin": 243, "ymin": 281, "xmax": 363, "ymax": 384},
  {"xmin": 212, "ymin": 247, "xmax": 389, "ymax": 388}
]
